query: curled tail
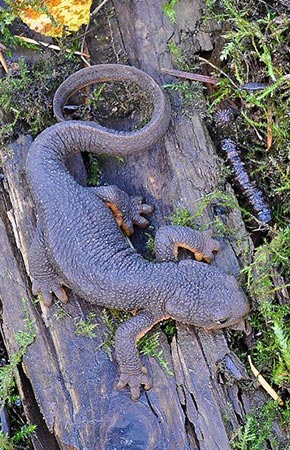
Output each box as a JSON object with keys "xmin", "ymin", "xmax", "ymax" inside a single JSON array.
[
  {"xmin": 52, "ymin": 64, "xmax": 171, "ymax": 153},
  {"xmin": 26, "ymin": 64, "xmax": 171, "ymax": 205}
]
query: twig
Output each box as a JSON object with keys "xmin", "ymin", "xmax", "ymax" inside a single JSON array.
[
  {"xmin": 196, "ymin": 55, "xmax": 240, "ymax": 90},
  {"xmin": 0, "ymin": 43, "xmax": 8, "ymax": 74},
  {"xmin": 80, "ymin": 29, "xmax": 91, "ymax": 67},
  {"xmin": 161, "ymin": 68, "xmax": 218, "ymax": 85},
  {"xmin": 91, "ymin": 0, "xmax": 110, "ymax": 16},
  {"xmin": 15, "ymin": 35, "xmax": 90, "ymax": 58}
]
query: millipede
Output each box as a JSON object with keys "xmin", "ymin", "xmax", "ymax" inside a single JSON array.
[{"xmin": 220, "ymin": 138, "xmax": 272, "ymax": 224}]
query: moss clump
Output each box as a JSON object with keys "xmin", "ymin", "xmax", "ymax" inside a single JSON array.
[
  {"xmin": 163, "ymin": 0, "xmax": 180, "ymax": 24},
  {"xmin": 204, "ymin": 0, "xmax": 290, "ymax": 225},
  {"xmin": 231, "ymin": 400, "xmax": 290, "ymax": 450},
  {"xmin": 74, "ymin": 312, "xmax": 98, "ymax": 339},
  {"xmin": 169, "ymin": 206, "xmax": 197, "ymax": 228},
  {"xmin": 87, "ymin": 155, "xmax": 102, "ymax": 187},
  {"xmin": 145, "ymin": 232, "xmax": 155, "ymax": 260},
  {"xmin": 0, "ymin": 299, "xmax": 37, "ymax": 449},
  {"xmin": 243, "ymin": 227, "xmax": 290, "ymax": 390},
  {"xmin": 0, "ymin": 54, "xmax": 80, "ymax": 146},
  {"xmin": 169, "ymin": 190, "xmax": 240, "ymax": 237}
]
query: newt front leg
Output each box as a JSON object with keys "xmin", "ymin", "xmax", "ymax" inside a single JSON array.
[
  {"xmin": 155, "ymin": 225, "xmax": 221, "ymax": 262},
  {"xmin": 92, "ymin": 185, "xmax": 153, "ymax": 235}
]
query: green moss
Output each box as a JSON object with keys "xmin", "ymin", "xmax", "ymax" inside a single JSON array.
[
  {"xmin": 203, "ymin": 0, "xmax": 290, "ymax": 224},
  {"xmin": 0, "ymin": 54, "xmax": 80, "ymax": 147},
  {"xmin": 164, "ymin": 79, "xmax": 207, "ymax": 117},
  {"xmin": 242, "ymin": 227, "xmax": 290, "ymax": 389},
  {"xmin": 74, "ymin": 312, "xmax": 98, "ymax": 339},
  {"xmin": 54, "ymin": 305, "xmax": 68, "ymax": 320},
  {"xmin": 0, "ymin": 299, "xmax": 36, "ymax": 449},
  {"xmin": 98, "ymin": 309, "xmax": 131, "ymax": 360},
  {"xmin": 231, "ymin": 400, "xmax": 289, "ymax": 450},
  {"xmin": 167, "ymin": 41, "xmax": 182, "ymax": 59},
  {"xmin": 169, "ymin": 191, "xmax": 239, "ymax": 237},
  {"xmin": 0, "ymin": 424, "xmax": 37, "ymax": 450},
  {"xmin": 169, "ymin": 206, "xmax": 197, "ymax": 228},
  {"xmin": 0, "ymin": 299, "xmax": 36, "ymax": 408},
  {"xmin": 145, "ymin": 232, "xmax": 155, "ymax": 260},
  {"xmin": 163, "ymin": 0, "xmax": 180, "ymax": 24},
  {"xmin": 0, "ymin": 433, "xmax": 14, "ymax": 450},
  {"xmin": 0, "ymin": 6, "xmax": 20, "ymax": 50},
  {"xmin": 87, "ymin": 155, "xmax": 102, "ymax": 186},
  {"xmin": 138, "ymin": 332, "xmax": 173, "ymax": 376},
  {"xmin": 161, "ymin": 319, "xmax": 177, "ymax": 341}
]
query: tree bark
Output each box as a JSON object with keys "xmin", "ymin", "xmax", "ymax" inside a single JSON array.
[{"xmin": 0, "ymin": 1, "xmax": 266, "ymax": 449}]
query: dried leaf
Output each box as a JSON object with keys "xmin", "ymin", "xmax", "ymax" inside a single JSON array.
[
  {"xmin": 17, "ymin": 0, "xmax": 93, "ymax": 37},
  {"xmin": 266, "ymin": 109, "xmax": 273, "ymax": 152},
  {"xmin": 248, "ymin": 355, "xmax": 283, "ymax": 405},
  {"xmin": 0, "ymin": 51, "xmax": 8, "ymax": 74}
]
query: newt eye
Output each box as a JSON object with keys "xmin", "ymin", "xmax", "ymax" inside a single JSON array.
[{"xmin": 215, "ymin": 318, "xmax": 229, "ymax": 325}]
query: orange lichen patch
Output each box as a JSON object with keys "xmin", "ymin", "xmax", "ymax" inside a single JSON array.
[
  {"xmin": 17, "ymin": 0, "xmax": 93, "ymax": 37},
  {"xmin": 48, "ymin": 0, "xmax": 62, "ymax": 6},
  {"xmin": 173, "ymin": 242, "xmax": 213, "ymax": 263}
]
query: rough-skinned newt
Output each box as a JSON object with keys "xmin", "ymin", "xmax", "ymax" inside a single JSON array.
[{"xmin": 26, "ymin": 64, "xmax": 250, "ymax": 400}]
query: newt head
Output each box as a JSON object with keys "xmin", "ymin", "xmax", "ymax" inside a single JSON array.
[{"xmin": 164, "ymin": 259, "xmax": 250, "ymax": 332}]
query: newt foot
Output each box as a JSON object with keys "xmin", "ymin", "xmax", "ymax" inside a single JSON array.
[
  {"xmin": 116, "ymin": 366, "xmax": 152, "ymax": 400},
  {"xmin": 108, "ymin": 195, "xmax": 154, "ymax": 236},
  {"xmin": 129, "ymin": 196, "xmax": 154, "ymax": 229},
  {"xmin": 32, "ymin": 280, "xmax": 68, "ymax": 307}
]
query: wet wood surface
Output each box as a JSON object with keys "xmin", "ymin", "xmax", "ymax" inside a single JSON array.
[{"xmin": 0, "ymin": 1, "xmax": 263, "ymax": 449}]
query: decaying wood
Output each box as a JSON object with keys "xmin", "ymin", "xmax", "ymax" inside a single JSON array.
[{"xmin": 0, "ymin": 1, "xmax": 271, "ymax": 449}]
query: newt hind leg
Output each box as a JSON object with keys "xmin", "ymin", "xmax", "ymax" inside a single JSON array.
[
  {"xmin": 29, "ymin": 227, "xmax": 68, "ymax": 307},
  {"xmin": 115, "ymin": 311, "xmax": 166, "ymax": 400}
]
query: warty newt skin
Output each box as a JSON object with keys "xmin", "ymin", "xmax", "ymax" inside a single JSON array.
[{"xmin": 26, "ymin": 64, "xmax": 250, "ymax": 400}]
